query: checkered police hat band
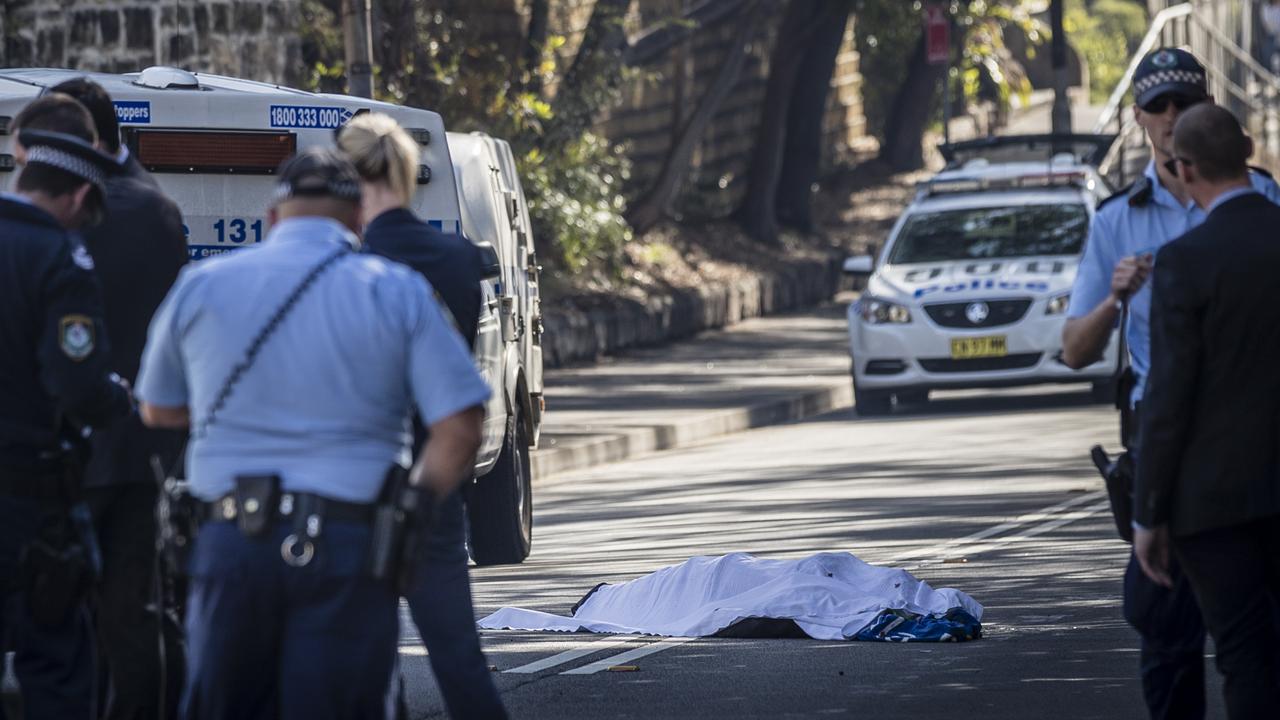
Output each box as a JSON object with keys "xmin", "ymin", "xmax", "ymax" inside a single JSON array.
[
  {"xmin": 25, "ymin": 146, "xmax": 106, "ymax": 189},
  {"xmin": 1135, "ymin": 69, "xmax": 1206, "ymax": 96},
  {"xmin": 273, "ymin": 178, "xmax": 361, "ymax": 202}
]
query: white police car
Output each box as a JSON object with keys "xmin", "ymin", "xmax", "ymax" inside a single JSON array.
[{"xmin": 844, "ymin": 135, "xmax": 1119, "ymax": 415}]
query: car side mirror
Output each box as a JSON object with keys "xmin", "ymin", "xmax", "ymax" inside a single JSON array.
[
  {"xmin": 476, "ymin": 241, "xmax": 501, "ymax": 280},
  {"xmin": 843, "ymin": 255, "xmax": 874, "ymax": 275}
]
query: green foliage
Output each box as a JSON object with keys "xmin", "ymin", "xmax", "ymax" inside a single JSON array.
[
  {"xmin": 298, "ymin": 1, "xmax": 345, "ymax": 93},
  {"xmin": 1065, "ymin": 0, "xmax": 1149, "ymax": 104},
  {"xmin": 853, "ymin": 0, "xmax": 920, "ymax": 142},
  {"xmin": 300, "ymin": 5, "xmax": 632, "ymax": 278},
  {"xmin": 521, "ymin": 132, "xmax": 633, "ymax": 274},
  {"xmin": 855, "ymin": 0, "xmax": 1042, "ymax": 140}
]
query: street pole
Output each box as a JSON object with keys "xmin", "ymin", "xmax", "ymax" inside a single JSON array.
[
  {"xmin": 1050, "ymin": 0, "xmax": 1072, "ymax": 135},
  {"xmin": 342, "ymin": 0, "xmax": 374, "ymax": 99}
]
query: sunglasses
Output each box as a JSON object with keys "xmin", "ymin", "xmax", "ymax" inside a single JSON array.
[
  {"xmin": 1140, "ymin": 93, "xmax": 1203, "ymax": 114},
  {"xmin": 1163, "ymin": 156, "xmax": 1193, "ymax": 177}
]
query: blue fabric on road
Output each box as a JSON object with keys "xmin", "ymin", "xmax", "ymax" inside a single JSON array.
[{"xmin": 851, "ymin": 607, "xmax": 982, "ymax": 643}]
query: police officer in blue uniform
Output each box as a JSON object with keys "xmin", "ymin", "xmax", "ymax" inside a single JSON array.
[
  {"xmin": 49, "ymin": 76, "xmax": 189, "ymax": 720},
  {"xmin": 135, "ymin": 148, "xmax": 491, "ymax": 720},
  {"xmin": 1061, "ymin": 48, "xmax": 1280, "ymax": 720},
  {"xmin": 0, "ymin": 97, "xmax": 134, "ymax": 719},
  {"xmin": 337, "ymin": 114, "xmax": 507, "ymax": 720}
]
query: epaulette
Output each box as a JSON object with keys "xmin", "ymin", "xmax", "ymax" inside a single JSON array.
[
  {"xmin": 1248, "ymin": 165, "xmax": 1273, "ymax": 179},
  {"xmin": 1096, "ymin": 176, "xmax": 1151, "ymax": 211},
  {"xmin": 1125, "ymin": 175, "xmax": 1153, "ymax": 207}
]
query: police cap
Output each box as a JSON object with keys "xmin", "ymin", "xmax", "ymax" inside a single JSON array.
[
  {"xmin": 273, "ymin": 148, "xmax": 362, "ymax": 204},
  {"xmin": 1133, "ymin": 48, "xmax": 1208, "ymax": 109},
  {"xmin": 18, "ymin": 128, "xmax": 119, "ymax": 196}
]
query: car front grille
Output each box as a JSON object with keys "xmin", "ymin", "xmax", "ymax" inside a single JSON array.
[
  {"xmin": 918, "ymin": 353, "xmax": 1042, "ymax": 373},
  {"xmin": 923, "ymin": 298, "xmax": 1033, "ymax": 329}
]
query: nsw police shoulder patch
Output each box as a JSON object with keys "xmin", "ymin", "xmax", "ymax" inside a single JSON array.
[
  {"xmin": 59, "ymin": 314, "xmax": 95, "ymax": 361},
  {"xmin": 71, "ymin": 244, "xmax": 95, "ymax": 270}
]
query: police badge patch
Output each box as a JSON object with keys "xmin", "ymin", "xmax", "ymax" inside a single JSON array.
[{"xmin": 59, "ymin": 315, "xmax": 95, "ymax": 361}]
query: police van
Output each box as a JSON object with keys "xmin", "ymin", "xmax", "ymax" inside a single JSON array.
[
  {"xmin": 448, "ymin": 131, "xmax": 544, "ymax": 565},
  {"xmin": 0, "ymin": 66, "xmax": 541, "ymax": 564}
]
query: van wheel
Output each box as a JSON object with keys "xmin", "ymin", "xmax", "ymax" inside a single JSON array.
[
  {"xmin": 854, "ymin": 381, "xmax": 892, "ymax": 417},
  {"xmin": 467, "ymin": 408, "xmax": 533, "ymax": 565}
]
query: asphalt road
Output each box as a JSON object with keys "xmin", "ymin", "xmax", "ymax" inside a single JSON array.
[{"xmin": 401, "ymin": 386, "xmax": 1225, "ymax": 719}]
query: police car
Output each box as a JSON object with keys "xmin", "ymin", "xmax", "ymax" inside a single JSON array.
[
  {"xmin": 0, "ymin": 67, "xmax": 543, "ymax": 563},
  {"xmin": 844, "ymin": 135, "xmax": 1119, "ymax": 415}
]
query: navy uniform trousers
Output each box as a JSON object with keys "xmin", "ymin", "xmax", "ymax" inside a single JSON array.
[
  {"xmin": 0, "ymin": 494, "xmax": 95, "ymax": 719},
  {"xmin": 181, "ymin": 521, "xmax": 399, "ymax": 720},
  {"xmin": 1123, "ymin": 432, "xmax": 1206, "ymax": 720},
  {"xmin": 405, "ymin": 492, "xmax": 507, "ymax": 720}
]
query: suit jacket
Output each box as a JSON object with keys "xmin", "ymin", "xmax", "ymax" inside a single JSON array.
[
  {"xmin": 81, "ymin": 164, "xmax": 189, "ymax": 487},
  {"xmin": 1135, "ymin": 191, "xmax": 1280, "ymax": 536}
]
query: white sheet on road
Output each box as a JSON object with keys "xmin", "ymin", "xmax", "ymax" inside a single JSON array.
[{"xmin": 477, "ymin": 552, "xmax": 983, "ymax": 640}]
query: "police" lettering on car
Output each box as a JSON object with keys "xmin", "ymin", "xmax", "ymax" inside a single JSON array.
[
  {"xmin": 913, "ymin": 278, "xmax": 1050, "ymax": 298},
  {"xmin": 269, "ymin": 105, "xmax": 354, "ymax": 129},
  {"xmin": 113, "ymin": 101, "xmax": 151, "ymax": 124}
]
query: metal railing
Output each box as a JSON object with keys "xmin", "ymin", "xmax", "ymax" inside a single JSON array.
[{"xmin": 1094, "ymin": 2, "xmax": 1280, "ymax": 187}]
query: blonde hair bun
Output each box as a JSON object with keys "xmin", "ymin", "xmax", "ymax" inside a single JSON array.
[{"xmin": 336, "ymin": 112, "xmax": 420, "ymax": 207}]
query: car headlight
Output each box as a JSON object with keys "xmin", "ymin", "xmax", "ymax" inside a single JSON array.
[
  {"xmin": 858, "ymin": 296, "xmax": 912, "ymax": 324},
  {"xmin": 1045, "ymin": 292, "xmax": 1071, "ymax": 315}
]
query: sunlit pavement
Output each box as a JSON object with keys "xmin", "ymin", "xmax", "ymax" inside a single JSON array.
[{"xmin": 400, "ymin": 386, "xmax": 1226, "ymax": 719}]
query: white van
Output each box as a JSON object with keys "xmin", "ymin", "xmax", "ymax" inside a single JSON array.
[
  {"xmin": 0, "ymin": 66, "xmax": 461, "ymax": 253},
  {"xmin": 448, "ymin": 131, "xmax": 544, "ymax": 565},
  {"xmin": 0, "ymin": 67, "xmax": 542, "ymax": 564}
]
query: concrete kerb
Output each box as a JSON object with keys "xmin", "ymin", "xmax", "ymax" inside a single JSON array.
[{"xmin": 529, "ymin": 380, "xmax": 854, "ymax": 484}]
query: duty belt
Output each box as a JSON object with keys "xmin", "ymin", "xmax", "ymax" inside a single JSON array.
[{"xmin": 200, "ymin": 492, "xmax": 375, "ymax": 525}]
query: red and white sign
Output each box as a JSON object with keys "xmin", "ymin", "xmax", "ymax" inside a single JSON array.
[{"xmin": 924, "ymin": 5, "xmax": 950, "ymax": 65}]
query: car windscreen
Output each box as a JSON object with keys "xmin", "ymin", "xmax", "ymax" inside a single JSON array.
[{"xmin": 888, "ymin": 203, "xmax": 1089, "ymax": 264}]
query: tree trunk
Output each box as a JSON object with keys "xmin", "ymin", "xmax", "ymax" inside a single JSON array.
[
  {"xmin": 627, "ymin": 1, "xmax": 764, "ymax": 233},
  {"xmin": 878, "ymin": 31, "xmax": 945, "ymax": 172},
  {"xmin": 547, "ymin": 0, "xmax": 631, "ymax": 149},
  {"xmin": 774, "ymin": 2, "xmax": 853, "ymax": 233},
  {"xmin": 518, "ymin": 0, "xmax": 551, "ymax": 96},
  {"xmin": 734, "ymin": 0, "xmax": 827, "ymax": 244}
]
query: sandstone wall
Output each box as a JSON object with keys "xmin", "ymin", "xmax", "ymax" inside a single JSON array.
[{"xmin": 1, "ymin": 0, "xmax": 302, "ymax": 86}]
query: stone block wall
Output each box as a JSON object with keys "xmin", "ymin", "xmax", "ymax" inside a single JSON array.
[{"xmin": 1, "ymin": 0, "xmax": 302, "ymax": 86}]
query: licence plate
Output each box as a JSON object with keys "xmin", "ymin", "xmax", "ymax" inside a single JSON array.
[{"xmin": 950, "ymin": 335, "xmax": 1007, "ymax": 359}]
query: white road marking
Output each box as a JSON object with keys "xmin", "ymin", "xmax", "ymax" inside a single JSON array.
[
  {"xmin": 884, "ymin": 490, "xmax": 1106, "ymax": 566},
  {"xmin": 939, "ymin": 499, "xmax": 1111, "ymax": 561},
  {"xmin": 503, "ymin": 635, "xmax": 638, "ymax": 674},
  {"xmin": 560, "ymin": 637, "xmax": 696, "ymax": 675}
]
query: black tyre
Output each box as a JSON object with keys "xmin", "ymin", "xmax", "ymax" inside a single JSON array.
[
  {"xmin": 853, "ymin": 381, "xmax": 892, "ymax": 417},
  {"xmin": 467, "ymin": 408, "xmax": 533, "ymax": 565}
]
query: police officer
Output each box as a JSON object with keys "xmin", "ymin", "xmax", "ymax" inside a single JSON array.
[
  {"xmin": 1061, "ymin": 48, "xmax": 1280, "ymax": 720},
  {"xmin": 48, "ymin": 77, "xmax": 189, "ymax": 720},
  {"xmin": 0, "ymin": 96, "xmax": 133, "ymax": 719},
  {"xmin": 337, "ymin": 113, "xmax": 507, "ymax": 720},
  {"xmin": 134, "ymin": 148, "xmax": 491, "ymax": 719}
]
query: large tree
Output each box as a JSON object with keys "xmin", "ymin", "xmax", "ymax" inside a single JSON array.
[{"xmin": 735, "ymin": 0, "xmax": 854, "ymax": 243}]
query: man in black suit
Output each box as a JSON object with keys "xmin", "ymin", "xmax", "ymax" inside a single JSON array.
[
  {"xmin": 49, "ymin": 78, "xmax": 189, "ymax": 720},
  {"xmin": 1135, "ymin": 103, "xmax": 1280, "ymax": 719}
]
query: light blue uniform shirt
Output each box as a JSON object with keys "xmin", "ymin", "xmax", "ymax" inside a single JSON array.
[
  {"xmin": 1067, "ymin": 162, "xmax": 1280, "ymax": 405},
  {"xmin": 136, "ymin": 217, "xmax": 491, "ymax": 503}
]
